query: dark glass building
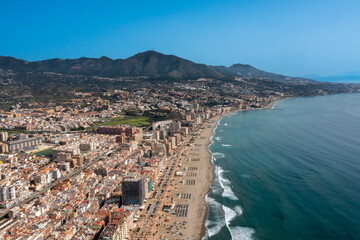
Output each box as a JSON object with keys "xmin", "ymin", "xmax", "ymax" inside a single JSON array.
[{"xmin": 122, "ymin": 177, "xmax": 145, "ymax": 206}]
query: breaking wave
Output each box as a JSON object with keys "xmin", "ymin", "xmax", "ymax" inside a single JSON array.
[
  {"xmin": 204, "ymin": 194, "xmax": 226, "ymax": 238},
  {"xmin": 223, "ymin": 205, "xmax": 254, "ymax": 240},
  {"xmin": 217, "ymin": 166, "xmax": 239, "ymax": 201},
  {"xmin": 205, "ymin": 112, "xmax": 255, "ymax": 240},
  {"xmin": 222, "ymin": 144, "xmax": 232, "ymax": 147},
  {"xmin": 213, "ymin": 152, "xmax": 225, "ymax": 158}
]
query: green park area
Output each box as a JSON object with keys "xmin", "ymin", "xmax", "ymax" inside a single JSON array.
[
  {"xmin": 87, "ymin": 116, "xmax": 150, "ymax": 131},
  {"xmin": 33, "ymin": 148, "xmax": 53, "ymax": 156}
]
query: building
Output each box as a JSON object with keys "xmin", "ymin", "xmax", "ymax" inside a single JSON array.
[
  {"xmin": 169, "ymin": 136, "xmax": 176, "ymax": 149},
  {"xmin": 170, "ymin": 122, "xmax": 181, "ymax": 132},
  {"xmin": 122, "ymin": 178, "xmax": 145, "ymax": 206},
  {"xmin": 0, "ymin": 132, "xmax": 8, "ymax": 142},
  {"xmin": 79, "ymin": 142, "xmax": 96, "ymax": 153},
  {"xmin": 153, "ymin": 143, "xmax": 166, "ymax": 156},
  {"xmin": 142, "ymin": 173, "xmax": 153, "ymax": 198},
  {"xmin": 15, "ymin": 125, "xmax": 34, "ymax": 131},
  {"xmin": 55, "ymin": 152, "xmax": 71, "ymax": 162},
  {"xmin": 99, "ymin": 208, "xmax": 132, "ymax": 240},
  {"xmin": 8, "ymin": 137, "xmax": 42, "ymax": 152},
  {"xmin": 164, "ymin": 141, "xmax": 172, "ymax": 153},
  {"xmin": 195, "ymin": 116, "xmax": 202, "ymax": 125},
  {"xmin": 97, "ymin": 125, "xmax": 141, "ymax": 136},
  {"xmin": 173, "ymin": 133, "xmax": 181, "ymax": 146},
  {"xmin": 116, "ymin": 134, "xmax": 126, "ymax": 143},
  {"xmin": 57, "ymin": 162, "xmax": 71, "ymax": 172},
  {"xmin": 53, "ymin": 145, "xmax": 80, "ymax": 160},
  {"xmin": 159, "ymin": 130, "xmax": 167, "ymax": 139},
  {"xmin": 0, "ymin": 186, "xmax": 16, "ymax": 202},
  {"xmin": 0, "ymin": 143, "xmax": 8, "ymax": 153}
]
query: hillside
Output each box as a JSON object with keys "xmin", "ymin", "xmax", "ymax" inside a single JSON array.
[
  {"xmin": 0, "ymin": 50, "xmax": 306, "ymax": 81},
  {"xmin": 0, "ymin": 51, "xmax": 225, "ymax": 79},
  {"xmin": 0, "ymin": 50, "xmax": 358, "ymax": 110},
  {"xmin": 214, "ymin": 64, "xmax": 300, "ymax": 81}
]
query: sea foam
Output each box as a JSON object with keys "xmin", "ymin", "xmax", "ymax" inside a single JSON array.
[
  {"xmin": 217, "ymin": 166, "xmax": 239, "ymax": 201},
  {"xmin": 222, "ymin": 144, "xmax": 232, "ymax": 147},
  {"xmin": 205, "ymin": 194, "xmax": 226, "ymax": 237},
  {"xmin": 223, "ymin": 205, "xmax": 254, "ymax": 240},
  {"xmin": 206, "ymin": 112, "xmax": 253, "ymax": 239},
  {"xmin": 213, "ymin": 152, "xmax": 225, "ymax": 158}
]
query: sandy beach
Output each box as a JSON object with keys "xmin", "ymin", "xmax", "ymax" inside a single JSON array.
[
  {"xmin": 153, "ymin": 100, "xmax": 280, "ymax": 240},
  {"xmin": 155, "ymin": 114, "xmax": 223, "ymax": 240}
]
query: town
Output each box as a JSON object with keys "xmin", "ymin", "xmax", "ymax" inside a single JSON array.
[
  {"xmin": 2, "ymin": 1, "xmax": 360, "ymax": 239},
  {"xmin": 0, "ymin": 86, "xmax": 279, "ymax": 239}
]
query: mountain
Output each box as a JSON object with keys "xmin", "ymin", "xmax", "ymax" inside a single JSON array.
[
  {"xmin": 0, "ymin": 50, "xmax": 305, "ymax": 81},
  {"xmin": 0, "ymin": 50, "xmax": 359, "ymax": 111},
  {"xmin": 214, "ymin": 64, "xmax": 292, "ymax": 81},
  {"xmin": 120, "ymin": 51, "xmax": 225, "ymax": 78},
  {"xmin": 0, "ymin": 51, "xmax": 225, "ymax": 79}
]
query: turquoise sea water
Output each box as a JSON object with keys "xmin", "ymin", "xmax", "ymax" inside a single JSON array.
[{"xmin": 205, "ymin": 93, "xmax": 360, "ymax": 240}]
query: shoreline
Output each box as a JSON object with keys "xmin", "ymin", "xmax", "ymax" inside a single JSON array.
[
  {"xmin": 156, "ymin": 114, "xmax": 223, "ymax": 240},
  {"xmin": 201, "ymin": 98, "xmax": 283, "ymax": 239},
  {"xmin": 157, "ymin": 99, "xmax": 282, "ymax": 240},
  {"xmin": 200, "ymin": 112, "xmax": 226, "ymax": 239},
  {"xmin": 202, "ymin": 94, "xmax": 356, "ymax": 240}
]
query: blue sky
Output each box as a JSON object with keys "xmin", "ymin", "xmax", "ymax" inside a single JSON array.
[{"xmin": 1, "ymin": 0, "xmax": 359, "ymax": 76}]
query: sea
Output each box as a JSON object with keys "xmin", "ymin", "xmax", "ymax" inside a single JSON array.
[{"xmin": 204, "ymin": 93, "xmax": 360, "ymax": 240}]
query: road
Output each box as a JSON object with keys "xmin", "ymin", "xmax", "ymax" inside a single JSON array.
[{"xmin": 137, "ymin": 154, "xmax": 178, "ymax": 239}]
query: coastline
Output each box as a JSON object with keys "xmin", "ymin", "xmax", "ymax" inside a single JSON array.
[
  {"xmin": 200, "ymin": 113, "xmax": 226, "ymax": 239},
  {"xmin": 157, "ymin": 99, "xmax": 282, "ymax": 240},
  {"xmin": 200, "ymin": 93, "xmax": 360, "ymax": 240},
  {"xmin": 201, "ymin": 98, "xmax": 283, "ymax": 239},
  {"xmin": 157, "ymin": 114, "xmax": 223, "ymax": 240}
]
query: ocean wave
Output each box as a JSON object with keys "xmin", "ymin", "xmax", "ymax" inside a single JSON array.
[
  {"xmin": 205, "ymin": 195, "xmax": 226, "ymax": 237},
  {"xmin": 223, "ymin": 205, "xmax": 237, "ymax": 223},
  {"xmin": 223, "ymin": 205, "xmax": 254, "ymax": 240},
  {"xmin": 234, "ymin": 205, "xmax": 243, "ymax": 215},
  {"xmin": 205, "ymin": 219, "xmax": 225, "ymax": 238},
  {"xmin": 206, "ymin": 164, "xmax": 252, "ymax": 239},
  {"xmin": 210, "ymin": 166, "xmax": 224, "ymax": 193},
  {"xmin": 215, "ymin": 136, "xmax": 222, "ymax": 141},
  {"xmin": 228, "ymin": 226, "xmax": 255, "ymax": 240},
  {"xmin": 217, "ymin": 166, "xmax": 239, "ymax": 201},
  {"xmin": 222, "ymin": 186, "xmax": 239, "ymax": 201},
  {"xmin": 222, "ymin": 144, "xmax": 232, "ymax": 147},
  {"xmin": 213, "ymin": 152, "xmax": 225, "ymax": 158},
  {"xmin": 224, "ymin": 123, "xmax": 228, "ymax": 126}
]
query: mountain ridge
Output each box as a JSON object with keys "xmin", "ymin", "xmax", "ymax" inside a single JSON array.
[{"xmin": 0, "ymin": 50, "xmax": 309, "ymax": 82}]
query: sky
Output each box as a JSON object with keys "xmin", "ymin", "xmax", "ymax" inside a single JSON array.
[{"xmin": 1, "ymin": 0, "xmax": 360, "ymax": 77}]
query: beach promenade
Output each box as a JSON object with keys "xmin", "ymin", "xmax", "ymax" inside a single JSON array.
[{"xmin": 156, "ymin": 114, "xmax": 223, "ymax": 240}]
